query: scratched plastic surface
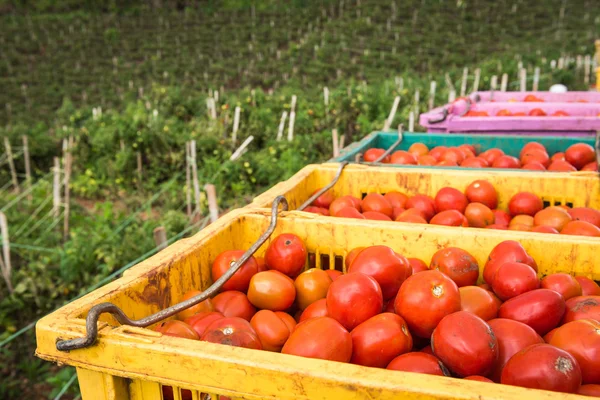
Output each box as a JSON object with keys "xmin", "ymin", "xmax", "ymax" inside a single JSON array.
[{"xmin": 36, "ymin": 208, "xmax": 600, "ymax": 399}]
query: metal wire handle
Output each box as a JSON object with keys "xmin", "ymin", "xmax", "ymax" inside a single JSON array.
[
  {"xmin": 56, "ymin": 196, "xmax": 289, "ymax": 352},
  {"xmin": 427, "ymin": 107, "xmax": 448, "ymax": 124},
  {"xmin": 371, "ymin": 125, "xmax": 403, "ymax": 164},
  {"xmin": 297, "ymin": 162, "xmax": 348, "ymax": 211}
]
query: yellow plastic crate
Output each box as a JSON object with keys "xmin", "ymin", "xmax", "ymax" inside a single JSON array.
[
  {"xmin": 36, "ymin": 207, "xmax": 600, "ymax": 400},
  {"xmin": 251, "ymin": 163, "xmax": 600, "ymax": 213}
]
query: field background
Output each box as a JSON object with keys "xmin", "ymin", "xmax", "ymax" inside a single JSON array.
[{"xmin": 0, "ymin": 0, "xmax": 598, "ymax": 398}]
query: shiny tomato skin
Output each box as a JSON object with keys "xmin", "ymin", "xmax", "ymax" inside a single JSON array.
[
  {"xmin": 390, "ymin": 150, "xmax": 417, "ymax": 165},
  {"xmin": 387, "ymin": 352, "xmax": 450, "ymax": 376},
  {"xmin": 264, "ymin": 233, "xmax": 307, "ymax": 278},
  {"xmin": 429, "ymin": 210, "xmax": 468, "ymax": 227},
  {"xmin": 384, "ymin": 192, "xmax": 408, "ymax": 209},
  {"xmin": 281, "ymin": 316, "xmax": 352, "ymax": 362},
  {"xmin": 521, "ymin": 149, "xmax": 550, "ymax": 167},
  {"xmin": 548, "ymin": 160, "xmax": 577, "ymax": 172},
  {"xmin": 255, "ymin": 256, "xmax": 268, "ymax": 272},
  {"xmin": 480, "ymin": 149, "xmax": 505, "ymax": 167},
  {"xmin": 487, "ymin": 318, "xmax": 544, "ymax": 382},
  {"xmin": 568, "ymin": 208, "xmax": 600, "ymax": 228},
  {"xmin": 362, "ymin": 211, "xmax": 391, "ymax": 221},
  {"xmin": 294, "ymin": 268, "xmax": 332, "ymax": 310},
  {"xmin": 363, "ymin": 148, "xmax": 390, "ymax": 163},
  {"xmin": 541, "ymin": 273, "xmax": 582, "ymax": 301},
  {"xmin": 334, "ymin": 206, "xmax": 366, "ymax": 219},
  {"xmin": 492, "ymin": 155, "xmax": 521, "ymax": 169},
  {"xmin": 491, "ymin": 262, "xmax": 539, "ymax": 301},
  {"xmin": 304, "ymin": 206, "xmax": 330, "ymax": 216},
  {"xmin": 154, "ymin": 320, "xmax": 199, "ymax": 340},
  {"xmin": 498, "ymin": 289, "xmax": 565, "ymax": 335},
  {"xmin": 324, "ymin": 269, "xmax": 343, "ymax": 282},
  {"xmin": 434, "ymin": 187, "xmax": 469, "ymax": 214},
  {"xmin": 530, "ymin": 225, "xmax": 559, "ymax": 234},
  {"xmin": 429, "ymin": 247, "xmax": 479, "ymax": 287},
  {"xmin": 348, "ymin": 246, "xmax": 412, "ymax": 300},
  {"xmin": 212, "ymin": 250, "xmax": 259, "ymax": 293},
  {"xmin": 565, "ymin": 143, "xmax": 596, "ymax": 170},
  {"xmin": 184, "ymin": 311, "xmax": 225, "ymax": 338},
  {"xmin": 408, "ymin": 143, "xmax": 429, "ymax": 157},
  {"xmin": 576, "ymin": 277, "xmax": 600, "ymax": 296},
  {"xmin": 361, "ymin": 193, "xmax": 393, "ymax": 218},
  {"xmin": 431, "ymin": 311, "xmax": 498, "ymax": 377},
  {"xmin": 329, "ymin": 195, "xmax": 362, "ymax": 216},
  {"xmin": 464, "ymin": 202, "xmax": 494, "ymax": 228},
  {"xmin": 550, "ymin": 319, "xmax": 600, "ymax": 384},
  {"xmin": 395, "ymin": 270, "xmax": 461, "ymax": 338},
  {"xmin": 563, "ymin": 296, "xmax": 600, "ymax": 323},
  {"xmin": 459, "ymin": 286, "xmax": 500, "ymax": 321},
  {"xmin": 492, "ymin": 209, "xmax": 511, "ymax": 227},
  {"xmin": 311, "ymin": 188, "xmax": 335, "ymax": 209},
  {"xmin": 501, "ymin": 343, "xmax": 582, "ymax": 393},
  {"xmin": 327, "ymin": 273, "xmax": 383, "ymax": 331},
  {"xmin": 521, "ymin": 162, "xmax": 546, "ymax": 171},
  {"xmin": 176, "ymin": 290, "xmax": 214, "ymax": 321},
  {"xmin": 247, "ymin": 270, "xmax": 296, "ymax": 311},
  {"xmin": 429, "ymin": 146, "xmax": 448, "ymax": 161},
  {"xmin": 528, "ymin": 108, "xmax": 547, "ymax": 116},
  {"xmin": 201, "ymin": 317, "xmax": 262, "ymax": 350},
  {"xmin": 250, "ymin": 310, "xmax": 295, "ymax": 352},
  {"xmin": 345, "ymin": 247, "xmax": 365, "ymax": 269},
  {"xmin": 561, "ymin": 220, "xmax": 600, "ymax": 237},
  {"xmin": 405, "ymin": 194, "xmax": 436, "ymax": 221},
  {"xmin": 408, "ymin": 258, "xmax": 429, "ymax": 274},
  {"xmin": 508, "ymin": 192, "xmax": 543, "ymax": 216},
  {"xmin": 212, "ymin": 291, "xmax": 257, "ymax": 321},
  {"xmin": 299, "ymin": 298, "xmax": 328, "ymax": 322},
  {"xmin": 483, "ymin": 240, "xmax": 537, "ymax": 285},
  {"xmin": 579, "ymin": 384, "xmax": 600, "ymax": 396},
  {"xmin": 350, "ymin": 313, "xmax": 413, "ymax": 368},
  {"xmin": 533, "ymin": 207, "xmax": 572, "ymax": 231}
]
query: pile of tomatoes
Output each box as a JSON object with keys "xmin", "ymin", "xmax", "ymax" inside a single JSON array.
[
  {"xmin": 155, "ymin": 235, "xmax": 600, "ymax": 397},
  {"xmin": 464, "ymin": 108, "xmax": 574, "ymax": 117},
  {"xmin": 303, "ymin": 178, "xmax": 600, "ymax": 237},
  {"xmin": 362, "ymin": 140, "xmax": 597, "ymax": 171}
]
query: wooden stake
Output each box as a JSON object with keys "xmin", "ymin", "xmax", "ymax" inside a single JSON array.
[
  {"xmin": 185, "ymin": 142, "xmax": 192, "ymax": 218},
  {"xmin": 232, "ymin": 106, "xmax": 241, "ymax": 144},
  {"xmin": 22, "ymin": 135, "xmax": 31, "ymax": 201},
  {"xmin": 277, "ymin": 111, "xmax": 288, "ymax": 141},
  {"xmin": 428, "ymin": 81, "xmax": 436, "ymax": 110},
  {"xmin": 136, "ymin": 151, "xmax": 143, "ymax": 190},
  {"xmin": 533, "ymin": 67, "xmax": 540, "ymax": 91},
  {"xmin": 472, "ymin": 68, "xmax": 481, "ymax": 93},
  {"xmin": 383, "ymin": 96, "xmax": 401, "ymax": 131},
  {"xmin": 204, "ymin": 184, "xmax": 219, "ymax": 223},
  {"xmin": 584, "ymin": 55, "xmax": 591, "ymax": 84},
  {"xmin": 323, "ymin": 87, "xmax": 329, "ymax": 114},
  {"xmin": 448, "ymin": 90, "xmax": 456, "ymax": 103},
  {"xmin": 0, "ymin": 212, "xmax": 12, "ymax": 293},
  {"xmin": 63, "ymin": 137, "xmax": 73, "ymax": 240},
  {"xmin": 519, "ymin": 68, "xmax": 527, "ymax": 91},
  {"xmin": 230, "ymin": 136, "xmax": 254, "ymax": 161},
  {"xmin": 332, "ymin": 129, "xmax": 340, "ymax": 157},
  {"xmin": 460, "ymin": 67, "xmax": 468, "ymax": 96},
  {"xmin": 490, "ymin": 75, "xmax": 498, "ymax": 90},
  {"xmin": 500, "ymin": 73, "xmax": 508, "ymax": 92},
  {"xmin": 3, "ymin": 137, "xmax": 19, "ymax": 193},
  {"xmin": 409, "ymin": 111, "xmax": 415, "ymax": 132},
  {"xmin": 287, "ymin": 95, "xmax": 297, "ymax": 142},
  {"xmin": 339, "ymin": 135, "xmax": 345, "ymax": 151},
  {"xmin": 153, "ymin": 226, "xmax": 167, "ymax": 250},
  {"xmin": 413, "ymin": 90, "xmax": 420, "ymax": 115},
  {"xmin": 190, "ymin": 140, "xmax": 202, "ymax": 216},
  {"xmin": 53, "ymin": 157, "xmax": 61, "ymax": 218}
]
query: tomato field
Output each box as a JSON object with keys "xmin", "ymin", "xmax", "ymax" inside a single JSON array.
[{"xmin": 1, "ymin": 0, "xmax": 600, "ymax": 399}]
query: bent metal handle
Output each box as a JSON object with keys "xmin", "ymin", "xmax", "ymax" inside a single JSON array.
[
  {"xmin": 297, "ymin": 161, "xmax": 349, "ymax": 211},
  {"xmin": 56, "ymin": 196, "xmax": 289, "ymax": 352},
  {"xmin": 427, "ymin": 107, "xmax": 448, "ymax": 124}
]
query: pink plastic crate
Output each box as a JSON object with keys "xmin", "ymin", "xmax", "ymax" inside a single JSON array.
[
  {"xmin": 420, "ymin": 100, "xmax": 600, "ymax": 136},
  {"xmin": 471, "ymin": 91, "xmax": 600, "ymax": 103}
]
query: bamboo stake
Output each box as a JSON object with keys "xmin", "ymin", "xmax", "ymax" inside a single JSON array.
[
  {"xmin": 287, "ymin": 95, "xmax": 297, "ymax": 142},
  {"xmin": 383, "ymin": 96, "xmax": 401, "ymax": 131},
  {"xmin": 533, "ymin": 67, "xmax": 540, "ymax": 91},
  {"xmin": 332, "ymin": 129, "xmax": 340, "ymax": 157},
  {"xmin": 137, "ymin": 152, "xmax": 143, "ymax": 190},
  {"xmin": 63, "ymin": 137, "xmax": 73, "ymax": 240},
  {"xmin": 460, "ymin": 67, "xmax": 468, "ymax": 96},
  {"xmin": 185, "ymin": 142, "xmax": 192, "ymax": 218},
  {"xmin": 153, "ymin": 226, "xmax": 167, "ymax": 250},
  {"xmin": 428, "ymin": 81, "xmax": 436, "ymax": 110},
  {"xmin": 22, "ymin": 135, "xmax": 31, "ymax": 201},
  {"xmin": 323, "ymin": 87, "xmax": 329, "ymax": 115},
  {"xmin": 0, "ymin": 212, "xmax": 12, "ymax": 293},
  {"xmin": 53, "ymin": 157, "xmax": 61, "ymax": 218},
  {"xmin": 204, "ymin": 184, "xmax": 219, "ymax": 223},
  {"xmin": 232, "ymin": 106, "xmax": 241, "ymax": 144},
  {"xmin": 4, "ymin": 138, "xmax": 19, "ymax": 193},
  {"xmin": 190, "ymin": 140, "xmax": 202, "ymax": 216},
  {"xmin": 472, "ymin": 68, "xmax": 481, "ymax": 93},
  {"xmin": 409, "ymin": 111, "xmax": 415, "ymax": 132},
  {"xmin": 230, "ymin": 136, "xmax": 254, "ymax": 161},
  {"xmin": 448, "ymin": 90, "xmax": 456, "ymax": 103},
  {"xmin": 490, "ymin": 75, "xmax": 498, "ymax": 90},
  {"xmin": 276, "ymin": 111, "xmax": 288, "ymax": 141},
  {"xmin": 500, "ymin": 73, "xmax": 508, "ymax": 92},
  {"xmin": 519, "ymin": 68, "xmax": 527, "ymax": 91}
]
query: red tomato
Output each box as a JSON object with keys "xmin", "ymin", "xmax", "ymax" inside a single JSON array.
[
  {"xmin": 459, "ymin": 144, "xmax": 477, "ymax": 156},
  {"xmin": 212, "ymin": 291, "xmax": 256, "ymax": 321},
  {"xmin": 390, "ymin": 150, "xmax": 417, "ymax": 165},
  {"xmin": 491, "ymin": 262, "xmax": 539, "ymax": 301},
  {"xmin": 154, "ymin": 320, "xmax": 199, "ymax": 340},
  {"xmin": 420, "ymin": 344, "xmax": 435, "ymax": 355},
  {"xmin": 575, "ymin": 277, "xmax": 600, "ymax": 296},
  {"xmin": 550, "ymin": 319, "xmax": 600, "ymax": 384},
  {"xmin": 579, "ymin": 384, "xmax": 600, "ymax": 396},
  {"xmin": 405, "ymin": 194, "xmax": 436, "ymax": 221},
  {"xmin": 408, "ymin": 257, "xmax": 428, "ymax": 274},
  {"xmin": 361, "ymin": 193, "xmax": 393, "ymax": 217},
  {"xmin": 387, "ymin": 352, "xmax": 450, "ymax": 376},
  {"xmin": 250, "ymin": 310, "xmax": 295, "ymax": 352},
  {"xmin": 395, "ymin": 270, "xmax": 461, "ymax": 338},
  {"xmin": 334, "ymin": 206, "xmax": 366, "ymax": 219},
  {"xmin": 540, "ymin": 273, "xmax": 582, "ymax": 301},
  {"xmin": 565, "ymin": 143, "xmax": 596, "ymax": 170},
  {"xmin": 304, "ymin": 206, "xmax": 329, "ymax": 215},
  {"xmin": 184, "ymin": 311, "xmax": 224, "ymax": 338},
  {"xmin": 480, "ymin": 148, "xmax": 505, "ymax": 165},
  {"xmin": 212, "ymin": 250, "xmax": 258, "ymax": 293},
  {"xmin": 329, "ymin": 195, "xmax": 362, "ymax": 215},
  {"xmin": 524, "ymin": 95, "xmax": 544, "ymax": 102},
  {"xmin": 392, "ymin": 206, "xmax": 405, "ymax": 220},
  {"xmin": 324, "ymin": 269, "xmax": 342, "ymax": 282},
  {"xmin": 530, "ymin": 225, "xmax": 559, "ymax": 233},
  {"xmin": 501, "ymin": 343, "xmax": 581, "ymax": 393},
  {"xmin": 350, "ymin": 313, "xmax": 413, "ymax": 368},
  {"xmin": 434, "ymin": 187, "xmax": 469, "ymax": 214},
  {"xmin": 247, "ymin": 271, "xmax": 296, "ymax": 311},
  {"xmin": 520, "ymin": 142, "xmax": 548, "ymax": 159},
  {"xmin": 460, "ymin": 157, "xmax": 489, "ymax": 168},
  {"xmin": 465, "ymin": 180, "xmax": 498, "ymax": 209},
  {"xmin": 582, "ymin": 161, "xmax": 598, "ymax": 171},
  {"xmin": 281, "ymin": 316, "xmax": 352, "ymax": 362},
  {"xmin": 568, "ymin": 208, "xmax": 600, "ymax": 228},
  {"xmin": 561, "ymin": 220, "xmax": 600, "ymax": 237},
  {"xmin": 345, "ymin": 247, "xmax": 364, "ymax": 269},
  {"xmin": 521, "ymin": 149, "xmax": 550, "ymax": 167},
  {"xmin": 492, "ymin": 155, "xmax": 521, "ymax": 169},
  {"xmin": 429, "ymin": 210, "xmax": 468, "ymax": 227},
  {"xmin": 563, "ymin": 296, "xmax": 600, "ymax": 323},
  {"xmin": 429, "ymin": 247, "xmax": 479, "ymax": 287},
  {"xmin": 396, "ymin": 213, "xmax": 428, "ymax": 224},
  {"xmin": 363, "ymin": 148, "xmax": 390, "ymax": 163},
  {"xmin": 512, "ymin": 112, "xmax": 527, "ymax": 116},
  {"xmin": 264, "ymin": 233, "xmax": 307, "ymax": 278},
  {"xmin": 551, "ymin": 152, "xmax": 566, "ymax": 162},
  {"xmin": 553, "ymin": 110, "xmax": 570, "ymax": 116},
  {"xmin": 496, "ymin": 109, "xmax": 512, "ymax": 116},
  {"xmin": 483, "ymin": 240, "xmax": 537, "ymax": 285},
  {"xmin": 508, "ymin": 192, "xmax": 543, "ymax": 216},
  {"xmin": 464, "ymin": 376, "xmax": 493, "ymax": 382},
  {"xmin": 528, "ymin": 108, "xmax": 547, "ymax": 116},
  {"xmin": 429, "ymin": 146, "xmax": 447, "ymax": 161},
  {"xmin": 201, "ymin": 317, "xmax": 261, "ymax": 349},
  {"xmin": 384, "ymin": 192, "xmax": 408, "ymax": 209},
  {"xmin": 408, "ymin": 143, "xmax": 429, "ymax": 157},
  {"xmin": 362, "ymin": 211, "xmax": 392, "ymax": 221},
  {"xmin": 548, "ymin": 160, "xmax": 577, "ymax": 172},
  {"xmin": 498, "ymin": 289, "xmax": 566, "ymax": 335},
  {"xmin": 176, "ymin": 291, "xmax": 214, "ymax": 321},
  {"xmin": 298, "ymin": 298, "xmax": 328, "ymax": 322},
  {"xmin": 544, "ymin": 327, "xmax": 558, "ymax": 343},
  {"xmin": 533, "ymin": 207, "xmax": 572, "ymax": 231},
  {"xmin": 294, "ymin": 268, "xmax": 332, "ymax": 310},
  {"xmin": 418, "ymin": 155, "xmax": 437, "ymax": 166},
  {"xmin": 348, "ymin": 246, "xmax": 412, "ymax": 300},
  {"xmin": 439, "ymin": 148, "xmax": 466, "ymax": 164},
  {"xmin": 326, "ymin": 272, "xmax": 383, "ymax": 330},
  {"xmin": 521, "ymin": 162, "xmax": 546, "ymax": 171},
  {"xmin": 310, "ymin": 188, "xmax": 335, "ymax": 209},
  {"xmin": 459, "ymin": 286, "xmax": 500, "ymax": 321},
  {"xmin": 396, "ymin": 207, "xmax": 426, "ymax": 220},
  {"xmin": 431, "ymin": 311, "xmax": 498, "ymax": 377},
  {"xmin": 487, "ymin": 318, "xmax": 544, "ymax": 382},
  {"xmin": 464, "ymin": 202, "xmax": 494, "ymax": 228},
  {"xmin": 255, "ymin": 256, "xmax": 267, "ymax": 272}
]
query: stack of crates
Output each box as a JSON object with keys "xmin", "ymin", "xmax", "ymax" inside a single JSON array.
[{"xmin": 36, "ymin": 91, "xmax": 600, "ymax": 400}]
